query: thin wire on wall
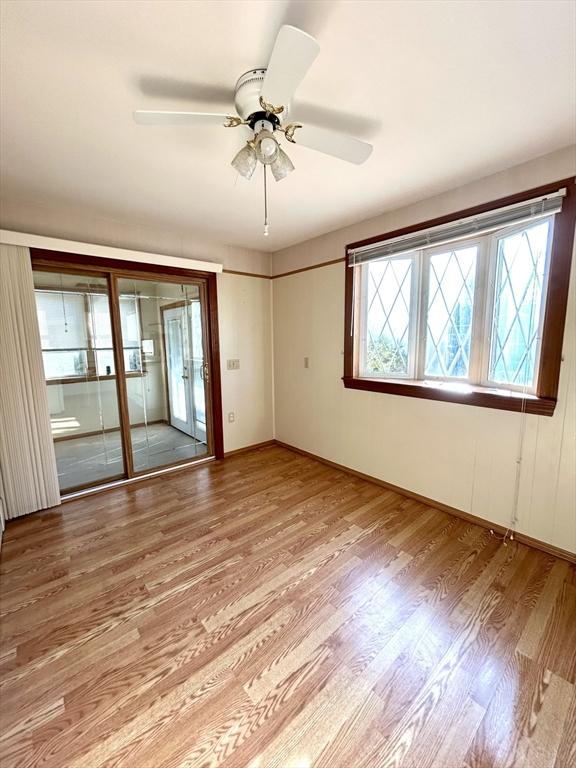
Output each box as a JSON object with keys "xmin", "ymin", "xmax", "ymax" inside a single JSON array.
[{"xmin": 490, "ymin": 232, "xmax": 540, "ymax": 547}]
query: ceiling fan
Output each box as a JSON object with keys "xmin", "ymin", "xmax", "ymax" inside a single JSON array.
[{"xmin": 134, "ymin": 25, "xmax": 373, "ymax": 235}]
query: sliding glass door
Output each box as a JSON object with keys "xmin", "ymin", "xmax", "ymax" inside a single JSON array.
[
  {"xmin": 116, "ymin": 277, "xmax": 211, "ymax": 474},
  {"xmin": 33, "ymin": 270, "xmax": 126, "ymax": 492},
  {"xmin": 32, "ymin": 261, "xmax": 218, "ymax": 495}
]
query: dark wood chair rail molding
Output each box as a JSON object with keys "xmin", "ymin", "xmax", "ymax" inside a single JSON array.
[
  {"xmin": 344, "ymin": 177, "xmax": 576, "ymax": 416},
  {"xmin": 222, "ymin": 269, "xmax": 272, "ymax": 279},
  {"xmin": 222, "ymin": 258, "xmax": 347, "ymax": 281},
  {"xmin": 272, "ymin": 257, "xmax": 346, "ymax": 280}
]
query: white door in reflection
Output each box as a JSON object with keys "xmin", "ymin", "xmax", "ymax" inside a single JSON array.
[
  {"xmin": 163, "ymin": 304, "xmax": 207, "ymax": 443},
  {"xmin": 164, "ymin": 307, "xmax": 193, "ymax": 435}
]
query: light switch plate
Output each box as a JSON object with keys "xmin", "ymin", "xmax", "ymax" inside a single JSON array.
[{"xmin": 227, "ymin": 359, "xmax": 240, "ymax": 370}]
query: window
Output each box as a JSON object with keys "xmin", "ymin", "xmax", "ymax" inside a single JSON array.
[
  {"xmin": 344, "ymin": 179, "xmax": 576, "ymax": 415},
  {"xmin": 88, "ymin": 294, "xmax": 142, "ymax": 376},
  {"xmin": 488, "ymin": 222, "xmax": 549, "ymax": 388},
  {"xmin": 359, "ymin": 221, "xmax": 551, "ymax": 392},
  {"xmin": 34, "ymin": 288, "xmax": 143, "ymax": 382},
  {"xmin": 362, "ymin": 256, "xmax": 414, "ymax": 377},
  {"xmin": 35, "ymin": 291, "xmax": 90, "ymax": 378}
]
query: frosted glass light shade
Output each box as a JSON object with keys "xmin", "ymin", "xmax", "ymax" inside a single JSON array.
[
  {"xmin": 231, "ymin": 143, "xmax": 257, "ymax": 179},
  {"xmin": 271, "ymin": 147, "xmax": 295, "ymax": 181}
]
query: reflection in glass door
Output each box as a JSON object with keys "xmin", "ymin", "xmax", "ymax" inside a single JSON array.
[
  {"xmin": 164, "ymin": 307, "xmax": 193, "ymax": 434},
  {"xmin": 32, "ymin": 270, "xmax": 125, "ymax": 493},
  {"xmin": 163, "ymin": 301, "xmax": 207, "ymax": 442},
  {"xmin": 32, "ymin": 259, "xmax": 219, "ymax": 495},
  {"xmin": 116, "ymin": 278, "xmax": 211, "ymax": 474}
]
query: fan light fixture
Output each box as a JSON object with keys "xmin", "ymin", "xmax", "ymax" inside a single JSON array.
[
  {"xmin": 231, "ymin": 128, "xmax": 294, "ymax": 181},
  {"xmin": 230, "ymin": 124, "xmax": 296, "ymax": 235},
  {"xmin": 134, "ymin": 24, "xmax": 374, "ymax": 238}
]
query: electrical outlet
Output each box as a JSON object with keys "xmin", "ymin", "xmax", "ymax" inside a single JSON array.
[
  {"xmin": 227, "ymin": 359, "xmax": 240, "ymax": 370},
  {"xmin": 304, "ymin": 357, "xmax": 309, "ymax": 369},
  {"xmin": 228, "ymin": 412, "xmax": 235, "ymax": 423}
]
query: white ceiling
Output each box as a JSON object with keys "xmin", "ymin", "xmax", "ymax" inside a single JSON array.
[{"xmin": 1, "ymin": 0, "xmax": 575, "ymax": 253}]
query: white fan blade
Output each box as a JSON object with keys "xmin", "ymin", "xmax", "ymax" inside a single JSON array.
[
  {"xmin": 294, "ymin": 124, "xmax": 373, "ymax": 164},
  {"xmin": 261, "ymin": 25, "xmax": 320, "ymax": 107},
  {"xmin": 133, "ymin": 110, "xmax": 230, "ymax": 126}
]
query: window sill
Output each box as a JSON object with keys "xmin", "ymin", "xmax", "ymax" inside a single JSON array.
[
  {"xmin": 342, "ymin": 376, "xmax": 556, "ymax": 416},
  {"xmin": 46, "ymin": 372, "xmax": 144, "ymax": 385}
]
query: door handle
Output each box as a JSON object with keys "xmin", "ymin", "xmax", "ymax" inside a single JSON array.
[{"xmin": 202, "ymin": 362, "xmax": 209, "ymax": 383}]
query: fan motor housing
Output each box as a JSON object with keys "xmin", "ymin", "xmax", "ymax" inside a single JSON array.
[{"xmin": 234, "ymin": 68, "xmax": 284, "ymax": 123}]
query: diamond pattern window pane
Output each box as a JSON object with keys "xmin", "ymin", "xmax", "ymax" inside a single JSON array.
[
  {"xmin": 489, "ymin": 220, "xmax": 549, "ymax": 387},
  {"xmin": 364, "ymin": 258, "xmax": 413, "ymax": 376},
  {"xmin": 425, "ymin": 246, "xmax": 477, "ymax": 378}
]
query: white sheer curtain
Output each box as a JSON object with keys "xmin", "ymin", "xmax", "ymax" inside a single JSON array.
[{"xmin": 0, "ymin": 244, "xmax": 60, "ymax": 518}]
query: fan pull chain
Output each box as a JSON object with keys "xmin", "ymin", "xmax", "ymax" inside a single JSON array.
[{"xmin": 263, "ymin": 164, "xmax": 269, "ymax": 237}]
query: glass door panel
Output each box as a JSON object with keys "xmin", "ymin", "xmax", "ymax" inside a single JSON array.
[
  {"xmin": 164, "ymin": 307, "xmax": 193, "ymax": 433},
  {"xmin": 32, "ymin": 270, "xmax": 125, "ymax": 493},
  {"xmin": 116, "ymin": 277, "xmax": 211, "ymax": 474}
]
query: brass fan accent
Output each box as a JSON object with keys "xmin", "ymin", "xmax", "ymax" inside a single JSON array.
[
  {"xmin": 280, "ymin": 122, "xmax": 303, "ymax": 143},
  {"xmin": 259, "ymin": 95, "xmax": 285, "ymax": 116}
]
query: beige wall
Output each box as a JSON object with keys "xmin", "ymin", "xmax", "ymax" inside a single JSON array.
[
  {"xmin": 218, "ymin": 273, "xmax": 274, "ymax": 453},
  {"xmin": 0, "ymin": 197, "xmax": 272, "ymax": 276},
  {"xmin": 272, "ymin": 147, "xmax": 576, "ymax": 553}
]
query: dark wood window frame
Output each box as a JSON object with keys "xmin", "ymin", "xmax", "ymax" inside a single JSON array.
[
  {"xmin": 343, "ymin": 178, "xmax": 576, "ymax": 416},
  {"xmin": 31, "ymin": 249, "xmax": 224, "ymax": 464}
]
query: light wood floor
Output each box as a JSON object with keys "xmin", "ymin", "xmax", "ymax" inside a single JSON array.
[{"xmin": 0, "ymin": 444, "xmax": 574, "ymax": 768}]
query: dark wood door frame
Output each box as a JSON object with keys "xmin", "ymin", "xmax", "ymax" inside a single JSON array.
[
  {"xmin": 30, "ymin": 249, "xmax": 225, "ymax": 475},
  {"xmin": 108, "ymin": 272, "xmax": 135, "ymax": 476}
]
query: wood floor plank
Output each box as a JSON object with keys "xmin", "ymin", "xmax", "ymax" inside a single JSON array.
[
  {"xmin": 245, "ymin": 551, "xmax": 410, "ymax": 703},
  {"xmin": 0, "ymin": 444, "xmax": 574, "ymax": 768},
  {"xmin": 554, "ymin": 684, "xmax": 576, "ymax": 767},
  {"xmin": 465, "ymin": 653, "xmax": 573, "ymax": 768},
  {"xmin": 534, "ymin": 580, "xmax": 576, "ymax": 684},
  {"xmin": 355, "ymin": 586, "xmax": 502, "ymax": 768}
]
